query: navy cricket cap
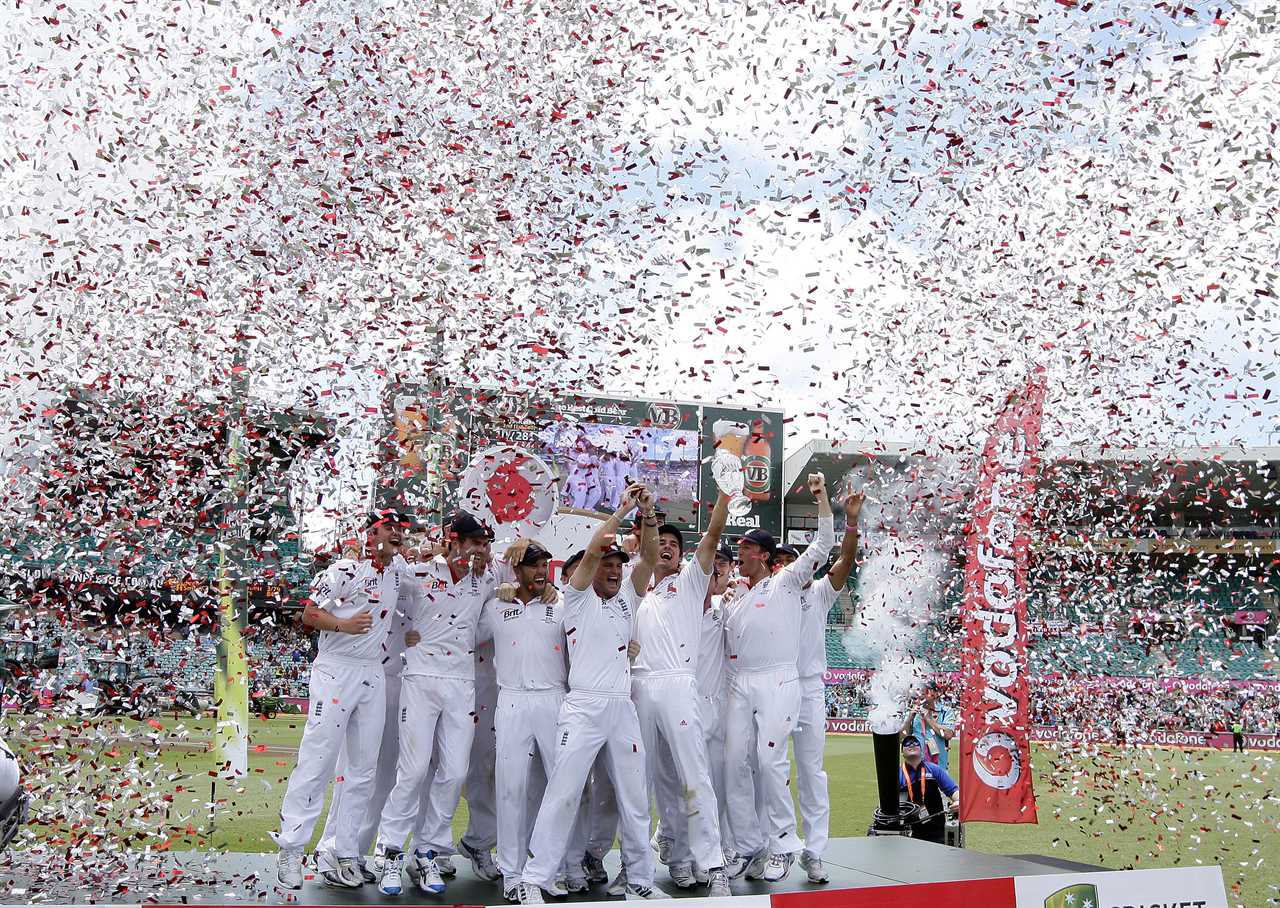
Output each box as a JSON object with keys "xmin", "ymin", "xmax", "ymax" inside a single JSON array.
[
  {"xmin": 448, "ymin": 510, "xmax": 493, "ymax": 540},
  {"xmin": 366, "ymin": 509, "xmax": 411, "ymax": 529},
  {"xmin": 656, "ymin": 523, "xmax": 685, "ymax": 553},
  {"xmin": 562, "ymin": 549, "xmax": 587, "ymax": 578},
  {"xmin": 901, "ymin": 734, "xmax": 922, "ymax": 750},
  {"xmin": 773, "ymin": 544, "xmax": 800, "ymax": 561},
  {"xmin": 516, "ymin": 542, "xmax": 552, "ymax": 566},
  {"xmin": 740, "ymin": 528, "xmax": 777, "ymax": 553},
  {"xmin": 714, "ymin": 543, "xmax": 735, "ymax": 563}
]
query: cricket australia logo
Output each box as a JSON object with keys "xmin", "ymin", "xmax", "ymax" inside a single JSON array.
[{"xmin": 1044, "ymin": 883, "xmax": 1097, "ymax": 908}]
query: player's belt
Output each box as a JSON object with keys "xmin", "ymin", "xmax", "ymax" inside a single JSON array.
[
  {"xmin": 568, "ymin": 687, "xmax": 633, "ymax": 698},
  {"xmin": 631, "ymin": 669, "xmax": 695, "ymax": 680},
  {"xmin": 314, "ymin": 653, "xmax": 384, "ymax": 669}
]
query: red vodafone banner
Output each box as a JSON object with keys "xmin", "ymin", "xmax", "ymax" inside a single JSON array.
[{"xmin": 959, "ymin": 372, "xmax": 1046, "ymax": 824}]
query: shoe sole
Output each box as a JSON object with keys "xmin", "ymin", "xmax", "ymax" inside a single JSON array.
[{"xmin": 380, "ymin": 886, "xmax": 402, "ymax": 896}]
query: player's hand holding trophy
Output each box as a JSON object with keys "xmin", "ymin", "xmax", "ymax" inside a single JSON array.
[{"xmin": 710, "ymin": 418, "xmax": 753, "ymax": 518}]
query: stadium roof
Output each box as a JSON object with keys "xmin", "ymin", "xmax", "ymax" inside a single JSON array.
[{"xmin": 782, "ymin": 439, "xmax": 1280, "ymax": 528}]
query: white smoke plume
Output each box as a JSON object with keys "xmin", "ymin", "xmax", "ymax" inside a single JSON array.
[{"xmin": 843, "ymin": 458, "xmax": 961, "ymax": 734}]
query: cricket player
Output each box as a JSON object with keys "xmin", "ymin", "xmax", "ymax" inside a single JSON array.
[
  {"xmin": 410, "ymin": 538, "xmax": 502, "ymax": 885},
  {"xmin": 651, "ymin": 542, "xmax": 736, "ymax": 884},
  {"xmin": 721, "ymin": 473, "xmax": 833, "ymax": 882},
  {"xmin": 315, "ymin": 546, "xmax": 422, "ymax": 886},
  {"xmin": 477, "ymin": 540, "xmax": 574, "ymax": 899},
  {"xmin": 373, "ymin": 511, "xmax": 495, "ymax": 896},
  {"xmin": 517, "ymin": 484, "xmax": 664, "ymax": 903},
  {"xmin": 275, "ymin": 513, "xmax": 413, "ymax": 890},
  {"xmin": 630, "ymin": 491, "xmax": 732, "ymax": 896},
  {"xmin": 771, "ymin": 490, "xmax": 862, "ymax": 883}
]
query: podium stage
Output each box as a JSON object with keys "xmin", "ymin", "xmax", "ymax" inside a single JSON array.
[{"xmin": 0, "ymin": 837, "xmax": 1105, "ymax": 906}]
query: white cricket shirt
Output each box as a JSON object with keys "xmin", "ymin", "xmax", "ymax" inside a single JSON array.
[
  {"xmin": 633, "ymin": 557, "xmax": 711, "ymax": 678},
  {"xmin": 799, "ymin": 575, "xmax": 841, "ymax": 680},
  {"xmin": 309, "ymin": 558, "xmax": 406, "ymax": 667},
  {"xmin": 562, "ymin": 580, "xmax": 642, "ymax": 696},
  {"xmin": 723, "ymin": 515, "xmax": 835, "ymax": 673},
  {"xmin": 696, "ymin": 597, "xmax": 728, "ymax": 702},
  {"xmin": 479, "ymin": 592, "xmax": 569, "ymax": 691},
  {"xmin": 402, "ymin": 555, "xmax": 494, "ymax": 681}
]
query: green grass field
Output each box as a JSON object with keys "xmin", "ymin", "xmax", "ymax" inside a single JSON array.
[{"xmin": 5, "ymin": 714, "xmax": 1277, "ymax": 906}]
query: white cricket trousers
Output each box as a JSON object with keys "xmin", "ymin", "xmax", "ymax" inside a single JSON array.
[
  {"xmin": 633, "ymin": 673, "xmax": 724, "ymax": 871},
  {"xmin": 793, "ymin": 675, "xmax": 830, "ymax": 857},
  {"xmin": 494, "ymin": 688, "xmax": 569, "ymax": 887},
  {"xmin": 655, "ymin": 691, "xmax": 733, "ymax": 866},
  {"xmin": 521, "ymin": 691, "xmax": 654, "ymax": 890},
  {"xmin": 375, "ymin": 674, "xmax": 475, "ymax": 852},
  {"xmin": 416, "ymin": 667, "xmax": 499, "ymax": 855},
  {"xmin": 276, "ymin": 658, "xmax": 386, "ymax": 855},
  {"xmin": 317, "ymin": 671, "xmax": 403, "ymax": 858},
  {"xmin": 723, "ymin": 666, "xmax": 802, "ymax": 857}
]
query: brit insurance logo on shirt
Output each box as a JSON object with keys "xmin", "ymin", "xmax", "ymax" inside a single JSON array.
[{"xmin": 1015, "ymin": 867, "xmax": 1227, "ymax": 908}]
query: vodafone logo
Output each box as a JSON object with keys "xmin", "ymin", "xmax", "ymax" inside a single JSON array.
[{"xmin": 972, "ymin": 731, "xmax": 1021, "ymax": 790}]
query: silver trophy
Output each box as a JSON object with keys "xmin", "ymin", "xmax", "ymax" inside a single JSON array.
[{"xmin": 710, "ymin": 419, "xmax": 753, "ymax": 518}]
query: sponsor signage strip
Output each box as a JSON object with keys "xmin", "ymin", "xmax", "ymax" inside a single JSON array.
[
  {"xmin": 825, "ymin": 718, "xmax": 1280, "ymax": 752},
  {"xmin": 959, "ymin": 372, "xmax": 1046, "ymax": 824}
]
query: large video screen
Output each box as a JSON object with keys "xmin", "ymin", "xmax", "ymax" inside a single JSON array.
[{"xmin": 383, "ymin": 388, "xmax": 783, "ymax": 537}]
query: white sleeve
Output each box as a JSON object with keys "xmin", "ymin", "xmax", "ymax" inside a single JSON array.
[
  {"xmin": 309, "ymin": 562, "xmax": 352, "ymax": 612},
  {"xmin": 804, "ymin": 574, "xmax": 841, "ymax": 616},
  {"xmin": 562, "ymin": 584, "xmax": 591, "ymax": 629},
  {"xmin": 782, "ymin": 515, "xmax": 835, "ymax": 591},
  {"xmin": 679, "ymin": 556, "xmax": 712, "ymax": 616},
  {"xmin": 477, "ymin": 597, "xmax": 498, "ymax": 643}
]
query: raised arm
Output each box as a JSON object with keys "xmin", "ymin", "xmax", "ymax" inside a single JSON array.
[
  {"xmin": 695, "ymin": 492, "xmax": 731, "ymax": 574},
  {"xmin": 570, "ymin": 484, "xmax": 642, "ymax": 591},
  {"xmin": 824, "ymin": 489, "xmax": 864, "ymax": 591},
  {"xmin": 629, "ymin": 486, "xmax": 660, "ymax": 595},
  {"xmin": 784, "ymin": 473, "xmax": 835, "ymax": 588}
]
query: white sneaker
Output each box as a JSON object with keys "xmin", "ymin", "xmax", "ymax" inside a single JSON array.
[
  {"xmin": 799, "ymin": 851, "xmax": 829, "ymax": 883},
  {"xmin": 625, "ymin": 883, "xmax": 671, "ymax": 900},
  {"xmin": 693, "ymin": 864, "xmax": 709, "ymax": 885},
  {"xmin": 707, "ymin": 868, "xmax": 731, "ymax": 898},
  {"xmin": 565, "ymin": 873, "xmax": 590, "ymax": 893},
  {"xmin": 436, "ymin": 853, "xmax": 457, "ymax": 877},
  {"xmin": 412, "ymin": 850, "xmax": 446, "ymax": 894},
  {"xmin": 322, "ymin": 856, "xmax": 363, "ymax": 888},
  {"xmin": 276, "ymin": 850, "xmax": 303, "ymax": 890},
  {"xmin": 549, "ymin": 875, "xmax": 569, "ymax": 897},
  {"xmin": 722, "ymin": 852, "xmax": 751, "ymax": 880},
  {"xmin": 459, "ymin": 839, "xmax": 500, "ymax": 881},
  {"xmin": 583, "ymin": 853, "xmax": 608, "ymax": 884},
  {"xmin": 518, "ymin": 881, "xmax": 545, "ymax": 904},
  {"xmin": 355, "ymin": 857, "xmax": 377, "ymax": 884},
  {"xmin": 378, "ymin": 848, "xmax": 405, "ymax": 896},
  {"xmin": 650, "ymin": 831, "xmax": 673, "ymax": 865},
  {"xmin": 504, "ymin": 881, "xmax": 520, "ymax": 902},
  {"xmin": 607, "ymin": 868, "xmax": 628, "ymax": 897},
  {"xmin": 744, "ymin": 851, "xmax": 769, "ymax": 880},
  {"xmin": 668, "ymin": 862, "xmax": 696, "ymax": 889},
  {"xmin": 762, "ymin": 852, "xmax": 793, "ymax": 882}
]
